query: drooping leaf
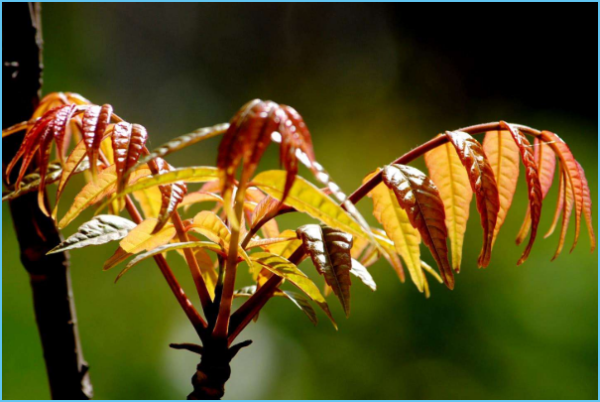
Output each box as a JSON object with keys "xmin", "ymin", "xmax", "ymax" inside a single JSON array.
[
  {"xmin": 545, "ymin": 169, "xmax": 565, "ymax": 239},
  {"xmin": 233, "ymin": 286, "xmax": 318, "ymax": 326},
  {"xmin": 350, "ymin": 259, "xmax": 376, "ymax": 291},
  {"xmin": 48, "ymin": 215, "xmax": 136, "ymax": 254},
  {"xmin": 252, "ymin": 170, "xmax": 369, "ymax": 242},
  {"xmin": 445, "ymin": 131, "xmax": 500, "ymax": 268},
  {"xmin": 552, "ymin": 170, "xmax": 574, "ymax": 261},
  {"xmin": 482, "ymin": 130, "xmax": 520, "ymax": 247},
  {"xmin": 133, "ymin": 123, "xmax": 229, "ymax": 171},
  {"xmin": 281, "ymin": 290, "xmax": 318, "ymax": 326},
  {"xmin": 297, "ymin": 224, "xmax": 353, "ymax": 317},
  {"xmin": 154, "ymin": 162, "xmax": 189, "ymax": 232},
  {"xmin": 576, "ymin": 162, "xmax": 596, "ymax": 252},
  {"xmin": 250, "ymin": 251, "xmax": 336, "ymax": 328},
  {"xmin": 119, "ymin": 218, "xmax": 177, "ymax": 254},
  {"xmin": 498, "ymin": 122, "xmax": 543, "ymax": 265},
  {"xmin": 516, "ymin": 137, "xmax": 556, "ymax": 245},
  {"xmin": 540, "ymin": 131, "xmax": 584, "ymax": 252},
  {"xmin": 3, "ymin": 162, "xmax": 65, "ymax": 202},
  {"xmin": 82, "ymin": 104, "xmax": 113, "ymax": 178},
  {"xmin": 246, "ymin": 236, "xmax": 298, "ymax": 250},
  {"xmin": 425, "ymin": 140, "xmax": 473, "ymax": 272},
  {"xmin": 364, "ymin": 170, "xmax": 423, "ymax": 291},
  {"xmin": 179, "ymin": 191, "xmax": 223, "ymax": 210},
  {"xmin": 58, "ymin": 164, "xmax": 151, "ymax": 229},
  {"xmin": 112, "ymin": 123, "xmax": 148, "ymax": 196},
  {"xmin": 382, "ymin": 164, "xmax": 453, "ymax": 289},
  {"xmin": 370, "ymin": 228, "xmax": 406, "ymax": 283}
]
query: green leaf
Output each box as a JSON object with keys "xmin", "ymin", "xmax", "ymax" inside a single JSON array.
[
  {"xmin": 3, "ymin": 162, "xmax": 64, "ymax": 202},
  {"xmin": 252, "ymin": 170, "xmax": 369, "ymax": 241},
  {"xmin": 48, "ymin": 215, "xmax": 136, "ymax": 255},
  {"xmin": 297, "ymin": 224, "xmax": 353, "ymax": 317},
  {"xmin": 132, "ymin": 123, "xmax": 229, "ymax": 172},
  {"xmin": 250, "ymin": 251, "xmax": 337, "ymax": 329}
]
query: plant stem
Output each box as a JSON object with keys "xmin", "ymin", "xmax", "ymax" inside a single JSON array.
[
  {"xmin": 3, "ymin": 3, "xmax": 93, "ymax": 399},
  {"xmin": 347, "ymin": 121, "xmax": 542, "ymax": 206},
  {"xmin": 213, "ymin": 178, "xmax": 249, "ymax": 338},
  {"xmin": 227, "ymin": 246, "xmax": 306, "ymax": 344},
  {"xmin": 144, "ymin": 156, "xmax": 213, "ymax": 313},
  {"xmin": 97, "ymin": 153, "xmax": 208, "ymax": 333}
]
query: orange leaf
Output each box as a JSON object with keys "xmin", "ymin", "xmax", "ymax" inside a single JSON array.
[
  {"xmin": 541, "ymin": 131, "xmax": 584, "ymax": 252},
  {"xmin": 482, "ymin": 130, "xmax": 520, "ymax": 248},
  {"xmin": 545, "ymin": 169, "xmax": 565, "ymax": 239},
  {"xmin": 382, "ymin": 164, "xmax": 453, "ymax": 290},
  {"xmin": 82, "ymin": 104, "xmax": 113, "ymax": 178},
  {"xmin": 498, "ymin": 122, "xmax": 543, "ymax": 265},
  {"xmin": 112, "ymin": 123, "xmax": 148, "ymax": 196},
  {"xmin": 552, "ymin": 170, "xmax": 574, "ymax": 261},
  {"xmin": 445, "ymin": 131, "xmax": 499, "ymax": 268},
  {"xmin": 576, "ymin": 162, "xmax": 596, "ymax": 252},
  {"xmin": 425, "ymin": 140, "xmax": 473, "ymax": 272}
]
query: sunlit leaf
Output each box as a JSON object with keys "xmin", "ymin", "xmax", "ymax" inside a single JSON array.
[
  {"xmin": 112, "ymin": 123, "xmax": 148, "ymax": 196},
  {"xmin": 482, "ymin": 130, "xmax": 520, "ymax": 247},
  {"xmin": 132, "ymin": 186, "xmax": 163, "ymax": 219},
  {"xmin": 58, "ymin": 164, "xmax": 151, "ymax": 229},
  {"xmin": 445, "ymin": 131, "xmax": 499, "ymax": 268},
  {"xmin": 252, "ymin": 170, "xmax": 369, "ymax": 242},
  {"xmin": 3, "ymin": 162, "xmax": 67, "ymax": 202},
  {"xmin": 179, "ymin": 191, "xmax": 223, "ymax": 210},
  {"xmin": 262, "ymin": 229, "xmax": 302, "ymax": 258},
  {"xmin": 425, "ymin": 140, "xmax": 473, "ymax": 272},
  {"xmin": 119, "ymin": 217, "xmax": 176, "ymax": 254},
  {"xmin": 541, "ymin": 131, "xmax": 584, "ymax": 252},
  {"xmin": 350, "ymin": 259, "xmax": 376, "ymax": 291},
  {"xmin": 250, "ymin": 251, "xmax": 336, "ymax": 328},
  {"xmin": 365, "ymin": 170, "xmax": 423, "ymax": 290},
  {"xmin": 82, "ymin": 104, "xmax": 113, "ymax": 178},
  {"xmin": 576, "ymin": 162, "xmax": 596, "ymax": 252},
  {"xmin": 545, "ymin": 169, "xmax": 565, "ymax": 239},
  {"xmin": 382, "ymin": 164, "xmax": 453, "ymax": 289},
  {"xmin": 48, "ymin": 215, "xmax": 136, "ymax": 254},
  {"xmin": 297, "ymin": 224, "xmax": 353, "ymax": 317},
  {"xmin": 516, "ymin": 138, "xmax": 556, "ymax": 245},
  {"xmin": 552, "ymin": 170, "xmax": 574, "ymax": 261},
  {"xmin": 498, "ymin": 122, "xmax": 543, "ymax": 265}
]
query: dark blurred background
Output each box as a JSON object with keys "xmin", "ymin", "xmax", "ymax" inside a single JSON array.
[{"xmin": 3, "ymin": 3, "xmax": 597, "ymax": 400}]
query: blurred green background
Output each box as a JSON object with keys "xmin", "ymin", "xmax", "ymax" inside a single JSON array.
[{"xmin": 3, "ymin": 3, "xmax": 597, "ymax": 400}]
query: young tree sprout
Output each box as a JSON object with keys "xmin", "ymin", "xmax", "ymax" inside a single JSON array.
[{"xmin": 3, "ymin": 92, "xmax": 595, "ymax": 400}]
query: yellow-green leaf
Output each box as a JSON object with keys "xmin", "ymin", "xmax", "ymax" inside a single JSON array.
[
  {"xmin": 250, "ymin": 251, "xmax": 336, "ymax": 329},
  {"xmin": 251, "ymin": 170, "xmax": 369, "ymax": 241},
  {"xmin": 58, "ymin": 164, "xmax": 151, "ymax": 229}
]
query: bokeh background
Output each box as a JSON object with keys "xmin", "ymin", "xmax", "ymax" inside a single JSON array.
[{"xmin": 3, "ymin": 3, "xmax": 597, "ymax": 400}]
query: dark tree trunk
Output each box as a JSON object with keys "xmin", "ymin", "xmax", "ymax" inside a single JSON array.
[{"xmin": 2, "ymin": 3, "xmax": 93, "ymax": 399}]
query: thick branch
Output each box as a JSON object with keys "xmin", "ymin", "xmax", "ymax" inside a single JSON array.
[{"xmin": 2, "ymin": 3, "xmax": 92, "ymax": 399}]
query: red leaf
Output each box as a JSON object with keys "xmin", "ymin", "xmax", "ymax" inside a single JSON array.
[
  {"xmin": 516, "ymin": 137, "xmax": 556, "ymax": 245},
  {"xmin": 552, "ymin": 170, "xmax": 574, "ymax": 261},
  {"xmin": 155, "ymin": 158, "xmax": 188, "ymax": 232},
  {"xmin": 382, "ymin": 164, "xmax": 453, "ymax": 289},
  {"xmin": 83, "ymin": 104, "xmax": 113, "ymax": 178},
  {"xmin": 112, "ymin": 123, "xmax": 148, "ymax": 195},
  {"xmin": 545, "ymin": 169, "xmax": 565, "ymax": 239},
  {"xmin": 445, "ymin": 131, "xmax": 500, "ymax": 268},
  {"xmin": 499, "ymin": 122, "xmax": 543, "ymax": 265}
]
